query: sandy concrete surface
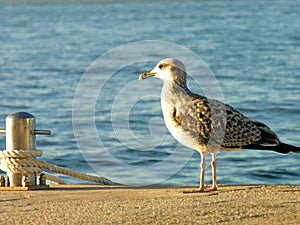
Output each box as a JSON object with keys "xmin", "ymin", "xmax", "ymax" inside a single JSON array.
[{"xmin": 0, "ymin": 185, "xmax": 299, "ymax": 224}]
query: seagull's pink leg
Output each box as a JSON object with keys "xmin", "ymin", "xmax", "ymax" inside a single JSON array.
[
  {"xmin": 206, "ymin": 153, "xmax": 218, "ymax": 191},
  {"xmin": 183, "ymin": 153, "xmax": 206, "ymax": 193},
  {"xmin": 199, "ymin": 153, "xmax": 206, "ymax": 191}
]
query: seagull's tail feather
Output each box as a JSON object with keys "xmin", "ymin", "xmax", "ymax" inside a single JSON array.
[
  {"xmin": 243, "ymin": 142, "xmax": 300, "ymax": 154},
  {"xmin": 273, "ymin": 142, "xmax": 300, "ymax": 154},
  {"xmin": 247, "ymin": 121, "xmax": 300, "ymax": 154}
]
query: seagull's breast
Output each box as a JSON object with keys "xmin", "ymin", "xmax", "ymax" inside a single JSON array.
[{"xmin": 160, "ymin": 86, "xmax": 202, "ymax": 151}]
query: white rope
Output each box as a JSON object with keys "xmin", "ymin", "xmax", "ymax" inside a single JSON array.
[
  {"xmin": 0, "ymin": 149, "xmax": 42, "ymax": 158},
  {"xmin": 44, "ymin": 173, "xmax": 66, "ymax": 184},
  {"xmin": 0, "ymin": 149, "xmax": 113, "ymax": 185}
]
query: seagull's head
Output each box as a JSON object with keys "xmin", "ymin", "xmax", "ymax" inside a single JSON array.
[{"xmin": 139, "ymin": 58, "xmax": 187, "ymax": 86}]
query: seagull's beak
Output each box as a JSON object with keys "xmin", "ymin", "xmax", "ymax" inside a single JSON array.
[{"xmin": 139, "ymin": 71, "xmax": 156, "ymax": 80}]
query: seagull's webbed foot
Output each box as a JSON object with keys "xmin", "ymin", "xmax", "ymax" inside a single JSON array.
[
  {"xmin": 182, "ymin": 186, "xmax": 217, "ymax": 194},
  {"xmin": 205, "ymin": 186, "xmax": 218, "ymax": 192}
]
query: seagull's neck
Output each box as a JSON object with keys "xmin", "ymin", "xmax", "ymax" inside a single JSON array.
[
  {"xmin": 160, "ymin": 80, "xmax": 193, "ymax": 109},
  {"xmin": 161, "ymin": 80, "xmax": 190, "ymax": 97}
]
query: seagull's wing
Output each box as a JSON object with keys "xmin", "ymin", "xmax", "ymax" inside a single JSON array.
[
  {"xmin": 212, "ymin": 100, "xmax": 280, "ymax": 149},
  {"xmin": 175, "ymin": 94, "xmax": 280, "ymax": 150},
  {"xmin": 221, "ymin": 104, "xmax": 262, "ymax": 148},
  {"xmin": 209, "ymin": 100, "xmax": 298, "ymax": 154},
  {"xmin": 171, "ymin": 96, "xmax": 212, "ymax": 145}
]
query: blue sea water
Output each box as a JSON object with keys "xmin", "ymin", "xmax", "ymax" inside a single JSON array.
[{"xmin": 0, "ymin": 0, "xmax": 299, "ymax": 186}]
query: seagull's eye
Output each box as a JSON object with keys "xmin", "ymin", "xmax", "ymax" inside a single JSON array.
[{"xmin": 158, "ymin": 64, "xmax": 164, "ymax": 70}]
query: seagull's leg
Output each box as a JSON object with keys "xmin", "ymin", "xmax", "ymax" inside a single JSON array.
[
  {"xmin": 206, "ymin": 153, "xmax": 218, "ymax": 191},
  {"xmin": 199, "ymin": 152, "xmax": 206, "ymax": 191},
  {"xmin": 182, "ymin": 152, "xmax": 206, "ymax": 193}
]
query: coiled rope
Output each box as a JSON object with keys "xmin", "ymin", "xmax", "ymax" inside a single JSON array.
[{"xmin": 0, "ymin": 149, "xmax": 112, "ymax": 185}]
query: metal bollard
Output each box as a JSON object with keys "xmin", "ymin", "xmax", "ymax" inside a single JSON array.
[{"xmin": 0, "ymin": 112, "xmax": 51, "ymax": 187}]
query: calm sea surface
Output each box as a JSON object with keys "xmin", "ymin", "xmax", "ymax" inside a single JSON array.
[{"xmin": 0, "ymin": 0, "xmax": 299, "ymax": 185}]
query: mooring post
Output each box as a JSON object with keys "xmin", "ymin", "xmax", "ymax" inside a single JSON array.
[
  {"xmin": 1, "ymin": 111, "xmax": 112, "ymax": 188},
  {"xmin": 6, "ymin": 112, "xmax": 37, "ymax": 186},
  {"xmin": 3, "ymin": 112, "xmax": 51, "ymax": 187}
]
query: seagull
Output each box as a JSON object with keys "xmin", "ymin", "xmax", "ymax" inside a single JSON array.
[{"xmin": 139, "ymin": 58, "xmax": 300, "ymax": 192}]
